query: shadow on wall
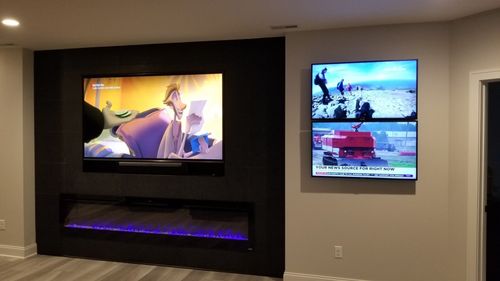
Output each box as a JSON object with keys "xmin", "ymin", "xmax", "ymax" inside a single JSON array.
[{"xmin": 300, "ymin": 69, "xmax": 416, "ymax": 195}]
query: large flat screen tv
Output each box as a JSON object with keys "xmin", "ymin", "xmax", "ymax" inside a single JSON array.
[
  {"xmin": 312, "ymin": 121, "xmax": 417, "ymax": 180},
  {"xmin": 311, "ymin": 59, "xmax": 417, "ymax": 120},
  {"xmin": 82, "ymin": 73, "xmax": 223, "ymax": 175}
]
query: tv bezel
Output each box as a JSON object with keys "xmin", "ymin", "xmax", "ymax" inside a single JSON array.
[
  {"xmin": 310, "ymin": 120, "xmax": 418, "ymax": 181},
  {"xmin": 310, "ymin": 59, "xmax": 419, "ymax": 121},
  {"xmin": 82, "ymin": 71, "xmax": 225, "ymax": 176}
]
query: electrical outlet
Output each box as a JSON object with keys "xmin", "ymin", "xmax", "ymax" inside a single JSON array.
[
  {"xmin": 334, "ymin": 245, "xmax": 343, "ymax": 258},
  {"xmin": 0, "ymin": 220, "xmax": 6, "ymax": 231}
]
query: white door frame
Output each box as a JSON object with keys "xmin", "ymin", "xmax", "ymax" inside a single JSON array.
[{"xmin": 467, "ymin": 69, "xmax": 500, "ymax": 281}]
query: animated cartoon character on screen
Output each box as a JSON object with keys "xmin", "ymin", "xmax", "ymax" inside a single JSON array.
[
  {"xmin": 157, "ymin": 84, "xmax": 202, "ymax": 159},
  {"xmin": 83, "ymin": 100, "xmax": 139, "ymax": 158}
]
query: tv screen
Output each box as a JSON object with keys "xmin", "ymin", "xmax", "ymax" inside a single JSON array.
[
  {"xmin": 312, "ymin": 121, "xmax": 417, "ymax": 180},
  {"xmin": 82, "ymin": 73, "xmax": 223, "ymax": 175},
  {"xmin": 311, "ymin": 60, "xmax": 417, "ymax": 120}
]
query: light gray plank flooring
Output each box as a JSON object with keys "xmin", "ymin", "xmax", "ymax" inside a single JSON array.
[{"xmin": 0, "ymin": 255, "xmax": 282, "ymax": 281}]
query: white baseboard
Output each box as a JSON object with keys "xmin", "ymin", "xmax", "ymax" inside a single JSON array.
[
  {"xmin": 0, "ymin": 243, "xmax": 37, "ymax": 258},
  {"xmin": 284, "ymin": 272, "xmax": 372, "ymax": 281}
]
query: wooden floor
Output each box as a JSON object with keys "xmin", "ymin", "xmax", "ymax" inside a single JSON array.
[{"xmin": 0, "ymin": 255, "xmax": 282, "ymax": 281}]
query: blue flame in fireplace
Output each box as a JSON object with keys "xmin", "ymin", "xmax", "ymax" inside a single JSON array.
[{"xmin": 64, "ymin": 223, "xmax": 248, "ymax": 241}]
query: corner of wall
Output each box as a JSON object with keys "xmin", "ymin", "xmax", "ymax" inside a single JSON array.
[
  {"xmin": 22, "ymin": 49, "xmax": 36, "ymax": 247},
  {"xmin": 0, "ymin": 47, "xmax": 37, "ymax": 256}
]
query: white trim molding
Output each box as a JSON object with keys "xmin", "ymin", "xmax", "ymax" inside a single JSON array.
[
  {"xmin": 0, "ymin": 243, "xmax": 37, "ymax": 258},
  {"xmin": 284, "ymin": 272, "xmax": 372, "ymax": 281},
  {"xmin": 467, "ymin": 69, "xmax": 500, "ymax": 281}
]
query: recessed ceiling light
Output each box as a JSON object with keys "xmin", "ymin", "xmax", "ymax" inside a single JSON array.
[{"xmin": 2, "ymin": 18, "xmax": 20, "ymax": 27}]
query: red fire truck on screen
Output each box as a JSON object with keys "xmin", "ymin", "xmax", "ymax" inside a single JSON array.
[{"xmin": 321, "ymin": 123, "xmax": 388, "ymax": 167}]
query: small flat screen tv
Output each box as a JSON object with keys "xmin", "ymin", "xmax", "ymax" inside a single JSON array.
[
  {"xmin": 312, "ymin": 121, "xmax": 417, "ymax": 180},
  {"xmin": 311, "ymin": 59, "xmax": 417, "ymax": 120},
  {"xmin": 82, "ymin": 73, "xmax": 223, "ymax": 175}
]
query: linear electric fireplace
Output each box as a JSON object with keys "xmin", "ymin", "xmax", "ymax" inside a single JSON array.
[{"xmin": 61, "ymin": 195, "xmax": 253, "ymax": 251}]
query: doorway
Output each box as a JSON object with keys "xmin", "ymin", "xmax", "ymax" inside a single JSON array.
[
  {"xmin": 467, "ymin": 70, "xmax": 500, "ymax": 281},
  {"xmin": 487, "ymin": 82, "xmax": 500, "ymax": 280}
]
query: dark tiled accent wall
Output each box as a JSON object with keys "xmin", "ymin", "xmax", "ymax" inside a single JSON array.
[{"xmin": 34, "ymin": 38, "xmax": 285, "ymax": 277}]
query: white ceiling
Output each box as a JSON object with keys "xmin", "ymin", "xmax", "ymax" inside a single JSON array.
[{"xmin": 1, "ymin": 0, "xmax": 499, "ymax": 50}]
